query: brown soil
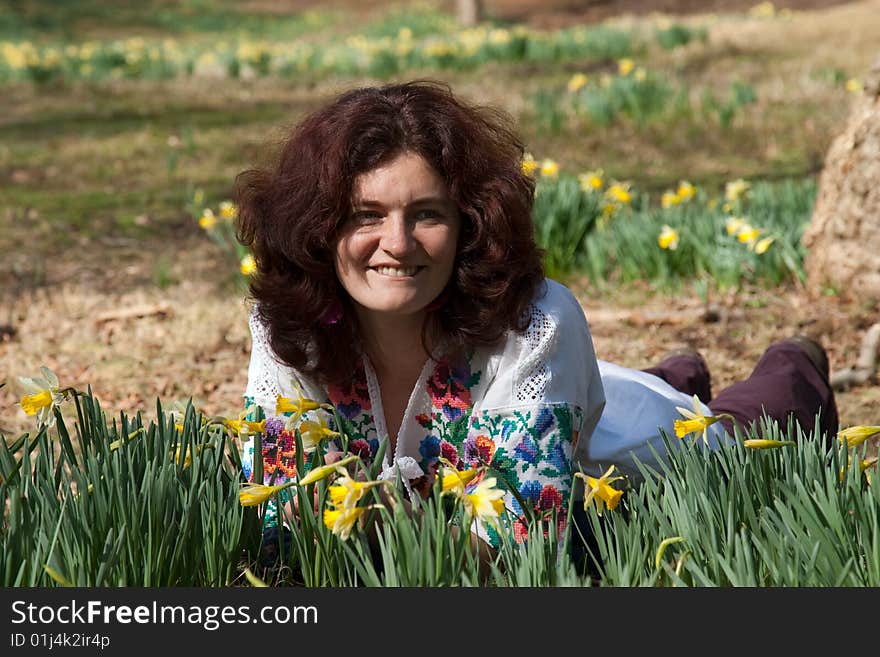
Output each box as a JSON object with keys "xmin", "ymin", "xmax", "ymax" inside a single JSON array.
[{"xmin": 487, "ymin": 0, "xmax": 855, "ymax": 28}]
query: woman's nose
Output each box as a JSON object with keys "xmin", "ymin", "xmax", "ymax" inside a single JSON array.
[{"xmin": 379, "ymin": 214, "xmax": 415, "ymax": 255}]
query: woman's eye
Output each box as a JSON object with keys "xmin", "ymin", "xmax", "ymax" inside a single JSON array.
[
  {"xmin": 351, "ymin": 211, "xmax": 382, "ymax": 224},
  {"xmin": 414, "ymin": 209, "xmax": 443, "ymax": 222}
]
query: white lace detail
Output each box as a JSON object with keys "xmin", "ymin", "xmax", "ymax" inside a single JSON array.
[
  {"xmin": 378, "ymin": 456, "xmax": 425, "ymax": 482},
  {"xmin": 515, "ymin": 304, "xmax": 556, "ymax": 402},
  {"xmin": 245, "ymin": 309, "xmax": 282, "ymax": 413}
]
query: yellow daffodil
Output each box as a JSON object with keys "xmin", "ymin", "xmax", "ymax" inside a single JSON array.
[
  {"xmin": 837, "ymin": 425, "xmax": 880, "ymax": 448},
  {"xmin": 725, "ymin": 216, "xmax": 747, "ymax": 236},
  {"xmin": 219, "ymin": 201, "xmax": 237, "ymax": 220},
  {"xmin": 578, "ymin": 169, "xmax": 604, "ymax": 192},
  {"xmin": 576, "ymin": 465, "xmax": 624, "ymax": 515},
  {"xmin": 198, "ymin": 208, "xmax": 217, "ymax": 230},
  {"xmin": 658, "ymin": 225, "xmax": 679, "ymax": 250},
  {"xmin": 567, "ymin": 72, "xmax": 588, "ymax": 93},
  {"xmin": 462, "ymin": 477, "xmax": 506, "ymax": 529},
  {"xmin": 276, "ymin": 389, "xmax": 324, "ymax": 415},
  {"xmin": 441, "ymin": 467, "xmax": 479, "ymax": 493},
  {"xmin": 323, "ymin": 505, "xmax": 382, "ymax": 540},
  {"xmin": 240, "ymin": 254, "xmax": 257, "ymax": 276},
  {"xmin": 736, "ymin": 224, "xmax": 761, "ymax": 245},
  {"xmin": 661, "ymin": 191, "xmax": 681, "ymax": 208},
  {"xmin": 299, "ymin": 415, "xmax": 341, "ymax": 451},
  {"xmin": 224, "ymin": 418, "xmax": 265, "ymax": 436},
  {"xmin": 674, "ymin": 394, "xmax": 732, "ymax": 445},
  {"xmin": 676, "ymin": 181, "xmax": 696, "ymax": 201},
  {"xmin": 521, "ymin": 152, "xmax": 537, "ymax": 176},
  {"xmin": 540, "ymin": 158, "xmax": 560, "ymax": 178},
  {"xmin": 327, "ymin": 473, "xmax": 388, "ymax": 509},
  {"xmin": 239, "ymin": 481, "xmax": 295, "ymax": 507},
  {"xmin": 297, "ymin": 455, "xmax": 358, "ymax": 486},
  {"xmin": 18, "ymin": 366, "xmax": 70, "ymax": 429},
  {"xmin": 21, "ymin": 389, "xmax": 53, "ymax": 415},
  {"xmin": 605, "ymin": 182, "xmax": 632, "ymax": 204},
  {"xmin": 743, "ymin": 439, "xmax": 796, "ymax": 449},
  {"xmin": 724, "ymin": 178, "xmax": 751, "ymax": 203},
  {"xmin": 752, "ymin": 236, "xmax": 775, "ymax": 254},
  {"xmin": 618, "ymin": 58, "xmax": 635, "ymax": 76},
  {"xmin": 845, "ymin": 78, "xmax": 862, "ymax": 93}
]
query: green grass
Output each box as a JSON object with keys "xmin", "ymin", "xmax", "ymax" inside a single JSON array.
[
  {"xmin": 0, "ymin": 0, "xmax": 337, "ymax": 40},
  {"xmin": 3, "ymin": 387, "xmax": 877, "ymax": 587}
]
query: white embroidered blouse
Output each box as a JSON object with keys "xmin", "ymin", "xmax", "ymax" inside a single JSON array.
[{"xmin": 240, "ymin": 277, "xmax": 729, "ymax": 541}]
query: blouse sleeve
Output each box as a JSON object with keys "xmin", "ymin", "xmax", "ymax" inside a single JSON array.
[
  {"xmin": 244, "ymin": 306, "xmax": 283, "ymax": 418},
  {"xmin": 470, "ymin": 279, "xmax": 605, "ymax": 544}
]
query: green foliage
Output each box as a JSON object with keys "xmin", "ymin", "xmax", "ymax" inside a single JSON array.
[
  {"xmin": 701, "ymin": 81, "xmax": 758, "ymax": 129},
  {"xmin": 655, "ymin": 24, "xmax": 707, "ymax": 50},
  {"xmin": 538, "ymin": 71, "xmax": 752, "ymax": 131},
  {"xmin": 588, "ymin": 420, "xmax": 880, "ymax": 586},
  {"xmin": 532, "ymin": 175, "xmax": 815, "ymax": 289},
  {"xmin": 532, "ymin": 176, "xmax": 601, "ymax": 278},
  {"xmin": 0, "ymin": 392, "xmax": 257, "ymax": 586},
  {"xmin": 3, "ymin": 387, "xmax": 878, "ymax": 586},
  {"xmin": 0, "ymin": 19, "xmax": 639, "ymax": 85},
  {"xmin": 189, "ymin": 190, "xmax": 252, "ymax": 295}
]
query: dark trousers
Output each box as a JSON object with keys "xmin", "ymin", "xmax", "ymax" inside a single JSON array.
[{"xmin": 642, "ymin": 341, "xmax": 839, "ymax": 444}]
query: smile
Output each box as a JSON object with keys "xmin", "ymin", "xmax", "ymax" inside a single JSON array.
[{"xmin": 371, "ymin": 266, "xmax": 422, "ymax": 277}]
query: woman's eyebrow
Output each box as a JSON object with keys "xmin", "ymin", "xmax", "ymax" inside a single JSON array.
[{"xmin": 352, "ymin": 196, "xmax": 452, "ymax": 208}]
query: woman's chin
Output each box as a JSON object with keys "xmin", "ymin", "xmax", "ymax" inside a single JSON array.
[{"xmin": 360, "ymin": 298, "xmax": 430, "ymax": 318}]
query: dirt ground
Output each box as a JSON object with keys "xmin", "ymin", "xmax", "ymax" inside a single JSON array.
[{"xmin": 486, "ymin": 0, "xmax": 855, "ymax": 28}]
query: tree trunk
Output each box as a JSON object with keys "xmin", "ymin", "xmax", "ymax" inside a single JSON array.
[
  {"xmin": 456, "ymin": 0, "xmax": 483, "ymax": 26},
  {"xmin": 803, "ymin": 56, "xmax": 880, "ymax": 301}
]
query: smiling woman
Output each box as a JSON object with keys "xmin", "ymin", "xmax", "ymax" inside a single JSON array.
[{"xmin": 233, "ymin": 80, "xmax": 606, "ymax": 556}]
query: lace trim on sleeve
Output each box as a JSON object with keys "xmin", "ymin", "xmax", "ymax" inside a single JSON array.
[
  {"xmin": 244, "ymin": 308, "xmax": 282, "ymax": 414},
  {"xmin": 514, "ymin": 304, "xmax": 556, "ymax": 403}
]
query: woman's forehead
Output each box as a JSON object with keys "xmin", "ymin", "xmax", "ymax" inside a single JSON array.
[{"xmin": 351, "ymin": 151, "xmax": 450, "ymax": 204}]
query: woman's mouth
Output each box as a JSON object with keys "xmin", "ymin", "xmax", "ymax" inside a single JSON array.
[{"xmin": 371, "ymin": 266, "xmax": 422, "ymax": 277}]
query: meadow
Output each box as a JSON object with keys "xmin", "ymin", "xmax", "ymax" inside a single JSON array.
[{"xmin": 1, "ymin": 0, "xmax": 879, "ymax": 586}]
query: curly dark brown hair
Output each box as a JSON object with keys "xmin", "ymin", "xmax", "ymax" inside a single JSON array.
[{"xmin": 235, "ymin": 80, "xmax": 544, "ymax": 384}]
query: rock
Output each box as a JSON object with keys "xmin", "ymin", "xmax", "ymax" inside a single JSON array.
[{"xmin": 803, "ymin": 55, "xmax": 880, "ymax": 301}]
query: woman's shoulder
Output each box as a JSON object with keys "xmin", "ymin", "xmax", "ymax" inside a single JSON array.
[
  {"xmin": 475, "ymin": 278, "xmax": 599, "ymax": 408},
  {"xmin": 529, "ymin": 278, "xmax": 589, "ymax": 327},
  {"xmin": 246, "ymin": 303, "xmax": 321, "ymax": 408}
]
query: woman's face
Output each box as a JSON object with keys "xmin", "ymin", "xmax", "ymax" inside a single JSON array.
[{"xmin": 335, "ymin": 151, "xmax": 461, "ymax": 322}]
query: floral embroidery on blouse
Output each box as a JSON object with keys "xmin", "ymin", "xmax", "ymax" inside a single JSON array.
[
  {"xmin": 326, "ymin": 359, "xmax": 380, "ymax": 461},
  {"xmin": 426, "ymin": 352, "xmax": 480, "ymax": 421},
  {"xmin": 242, "ymin": 348, "xmax": 585, "ymax": 547},
  {"xmin": 470, "ymin": 404, "xmax": 582, "ymax": 545},
  {"xmin": 416, "ymin": 350, "xmax": 482, "ymax": 473}
]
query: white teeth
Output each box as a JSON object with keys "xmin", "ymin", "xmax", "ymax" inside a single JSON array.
[{"xmin": 375, "ymin": 266, "xmax": 418, "ymax": 277}]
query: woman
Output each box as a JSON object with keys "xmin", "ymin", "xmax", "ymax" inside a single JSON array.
[
  {"xmin": 236, "ymin": 80, "xmax": 605, "ymax": 548},
  {"xmin": 235, "ymin": 80, "xmax": 838, "ymax": 552}
]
